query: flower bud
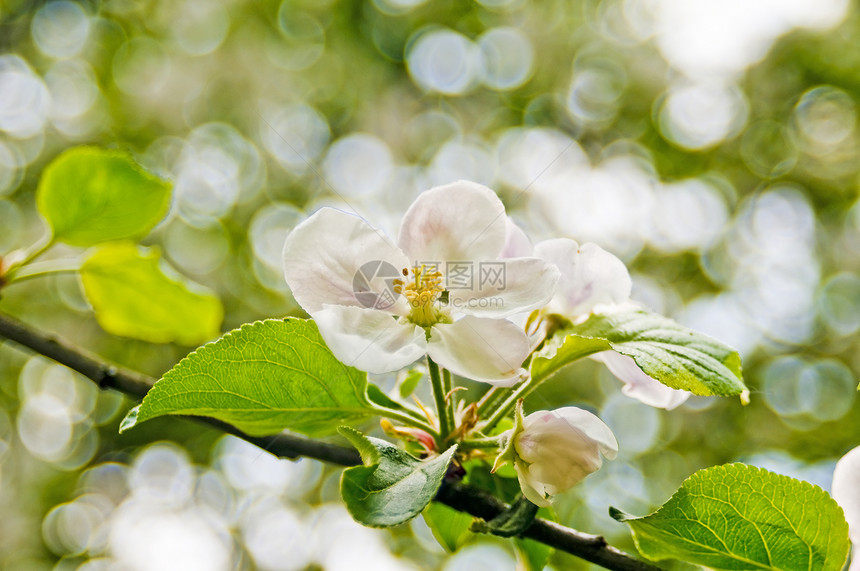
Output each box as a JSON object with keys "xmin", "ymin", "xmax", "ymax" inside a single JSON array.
[{"xmin": 495, "ymin": 402, "xmax": 618, "ymax": 507}]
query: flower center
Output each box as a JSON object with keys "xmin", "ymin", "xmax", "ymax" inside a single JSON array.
[{"xmin": 394, "ymin": 265, "xmax": 447, "ymax": 327}]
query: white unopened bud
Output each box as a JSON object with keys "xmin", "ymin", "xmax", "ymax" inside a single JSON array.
[{"xmin": 511, "ymin": 406, "xmax": 618, "ymax": 506}]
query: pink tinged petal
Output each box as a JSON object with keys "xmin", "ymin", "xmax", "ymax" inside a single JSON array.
[
  {"xmin": 519, "ymin": 408, "xmax": 618, "ymax": 463},
  {"xmin": 534, "ymin": 239, "xmax": 632, "ymax": 317},
  {"xmin": 397, "ymin": 180, "xmax": 507, "ymax": 263},
  {"xmin": 513, "ymin": 407, "xmax": 617, "ymax": 503},
  {"xmin": 500, "ymin": 217, "xmax": 533, "ymax": 258},
  {"xmin": 283, "ymin": 207, "xmax": 411, "ymax": 315},
  {"xmin": 449, "ymin": 257, "xmax": 560, "ymax": 319},
  {"xmin": 833, "ymin": 445, "xmax": 860, "ymax": 548},
  {"xmin": 314, "ymin": 305, "xmax": 427, "ymax": 374},
  {"xmin": 426, "ymin": 316, "xmax": 529, "ymax": 386},
  {"xmin": 594, "ymin": 351, "xmax": 691, "ymax": 410}
]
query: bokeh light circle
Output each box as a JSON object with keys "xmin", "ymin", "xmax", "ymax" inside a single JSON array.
[
  {"xmin": 659, "ymin": 82, "xmax": 748, "ymax": 149},
  {"xmin": 406, "ymin": 29, "xmax": 481, "ymax": 95},
  {"xmin": 31, "ymin": 1, "xmax": 91, "ymax": 59},
  {"xmin": 0, "ymin": 56, "xmax": 50, "ymax": 139},
  {"xmin": 477, "ymin": 27, "xmax": 534, "ymax": 90}
]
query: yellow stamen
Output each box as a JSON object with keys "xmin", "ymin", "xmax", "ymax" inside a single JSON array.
[{"xmin": 394, "ymin": 265, "xmax": 446, "ymax": 327}]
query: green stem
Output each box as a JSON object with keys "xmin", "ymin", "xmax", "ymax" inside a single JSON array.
[
  {"xmin": 482, "ymin": 380, "xmax": 534, "ymax": 434},
  {"xmin": 476, "ymin": 386, "xmax": 508, "ymax": 417},
  {"xmin": 459, "ymin": 435, "xmax": 503, "ymax": 452},
  {"xmin": 482, "ymin": 342, "xmax": 603, "ymax": 433},
  {"xmin": 441, "ymin": 367, "xmax": 456, "ymax": 433},
  {"xmin": 15, "ymin": 233, "xmax": 54, "ymax": 269},
  {"xmin": 5, "ymin": 258, "xmax": 81, "ymax": 285},
  {"xmin": 427, "ymin": 356, "xmax": 452, "ymax": 445}
]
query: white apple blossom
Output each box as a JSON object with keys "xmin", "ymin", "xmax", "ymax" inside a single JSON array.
[
  {"xmin": 282, "ymin": 180, "xmax": 560, "ymax": 385},
  {"xmin": 495, "ymin": 401, "xmax": 618, "ymax": 507},
  {"xmin": 832, "ymin": 445, "xmax": 860, "ymax": 570},
  {"xmin": 507, "ymin": 227, "xmax": 690, "ymax": 410}
]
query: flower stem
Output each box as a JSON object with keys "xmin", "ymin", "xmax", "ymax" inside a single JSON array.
[
  {"xmin": 481, "ymin": 381, "xmax": 533, "ymax": 434},
  {"xmin": 5, "ymin": 258, "xmax": 81, "ymax": 285},
  {"xmin": 441, "ymin": 367, "xmax": 456, "ymax": 433},
  {"xmin": 427, "ymin": 356, "xmax": 453, "ymax": 445},
  {"xmin": 476, "ymin": 386, "xmax": 507, "ymax": 417},
  {"xmin": 16, "ymin": 233, "xmax": 54, "ymax": 269},
  {"xmin": 458, "ymin": 435, "xmax": 503, "ymax": 452}
]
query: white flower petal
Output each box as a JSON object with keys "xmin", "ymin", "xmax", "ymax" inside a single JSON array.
[
  {"xmin": 594, "ymin": 351, "xmax": 691, "ymax": 410},
  {"xmin": 500, "ymin": 217, "xmax": 533, "ymax": 258},
  {"xmin": 426, "ymin": 316, "xmax": 529, "ymax": 386},
  {"xmin": 514, "ymin": 457, "xmax": 552, "ymax": 507},
  {"xmin": 449, "ymin": 257, "xmax": 560, "ymax": 319},
  {"xmin": 512, "ymin": 407, "xmax": 617, "ymax": 504},
  {"xmin": 520, "ymin": 407, "xmax": 619, "ymax": 463},
  {"xmin": 397, "ymin": 180, "xmax": 507, "ymax": 263},
  {"xmin": 534, "ymin": 238, "xmax": 631, "ymax": 317},
  {"xmin": 314, "ymin": 305, "xmax": 427, "ymax": 374},
  {"xmin": 283, "ymin": 207, "xmax": 411, "ymax": 315},
  {"xmin": 833, "ymin": 445, "xmax": 860, "ymax": 547}
]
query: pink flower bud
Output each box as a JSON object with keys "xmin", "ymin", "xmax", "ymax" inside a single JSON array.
[{"xmin": 512, "ymin": 407, "xmax": 618, "ymax": 506}]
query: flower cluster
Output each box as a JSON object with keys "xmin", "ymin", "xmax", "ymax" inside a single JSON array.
[
  {"xmin": 282, "ymin": 180, "xmax": 691, "ymax": 505},
  {"xmin": 283, "ymin": 181, "xmax": 559, "ymax": 385}
]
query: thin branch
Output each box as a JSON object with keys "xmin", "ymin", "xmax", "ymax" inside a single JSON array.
[
  {"xmin": 0, "ymin": 311, "xmax": 661, "ymax": 571},
  {"xmin": 0, "ymin": 312, "xmax": 361, "ymax": 467},
  {"xmin": 436, "ymin": 483, "xmax": 662, "ymax": 571}
]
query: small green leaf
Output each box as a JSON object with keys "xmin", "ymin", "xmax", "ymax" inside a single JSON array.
[
  {"xmin": 119, "ymin": 405, "xmax": 140, "ymax": 432},
  {"xmin": 514, "ymin": 506, "xmax": 555, "ymax": 571},
  {"xmin": 531, "ymin": 309, "xmax": 747, "ymax": 398},
  {"xmin": 37, "ymin": 146, "xmax": 171, "ymax": 247},
  {"xmin": 530, "ymin": 334, "xmax": 613, "ymax": 383},
  {"xmin": 81, "ymin": 242, "xmax": 222, "ymax": 345},
  {"xmin": 398, "ymin": 369, "xmax": 424, "ymax": 399},
  {"xmin": 339, "ymin": 426, "xmax": 457, "ymax": 528},
  {"xmin": 471, "ymin": 495, "xmax": 538, "ymax": 538},
  {"xmin": 613, "ymin": 463, "xmax": 850, "ymax": 570},
  {"xmin": 120, "ymin": 318, "xmax": 380, "ymax": 437},
  {"xmin": 423, "ymin": 502, "xmax": 474, "ymax": 552}
]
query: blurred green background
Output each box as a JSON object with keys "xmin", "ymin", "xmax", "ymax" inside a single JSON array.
[{"xmin": 1, "ymin": 0, "xmax": 859, "ymax": 569}]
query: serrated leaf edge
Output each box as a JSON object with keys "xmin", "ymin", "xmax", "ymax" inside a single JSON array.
[{"xmin": 617, "ymin": 462, "xmax": 850, "ymax": 570}]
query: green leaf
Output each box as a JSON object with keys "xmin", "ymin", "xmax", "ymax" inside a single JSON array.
[
  {"xmin": 81, "ymin": 242, "xmax": 222, "ymax": 345},
  {"xmin": 531, "ymin": 309, "xmax": 747, "ymax": 398},
  {"xmin": 120, "ymin": 318, "xmax": 380, "ymax": 437},
  {"xmin": 514, "ymin": 506, "xmax": 555, "ymax": 571},
  {"xmin": 471, "ymin": 495, "xmax": 538, "ymax": 538},
  {"xmin": 423, "ymin": 502, "xmax": 474, "ymax": 552},
  {"xmin": 339, "ymin": 426, "xmax": 457, "ymax": 528},
  {"xmin": 515, "ymin": 537, "xmax": 552, "ymax": 571},
  {"xmin": 398, "ymin": 368, "xmax": 424, "ymax": 399},
  {"xmin": 612, "ymin": 463, "xmax": 850, "ymax": 570},
  {"xmin": 530, "ymin": 334, "xmax": 614, "ymax": 384},
  {"xmin": 36, "ymin": 146, "xmax": 171, "ymax": 247}
]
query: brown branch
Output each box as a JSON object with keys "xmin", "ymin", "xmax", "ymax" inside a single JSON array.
[
  {"xmin": 0, "ymin": 311, "xmax": 662, "ymax": 571},
  {"xmin": 0, "ymin": 312, "xmax": 361, "ymax": 466}
]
